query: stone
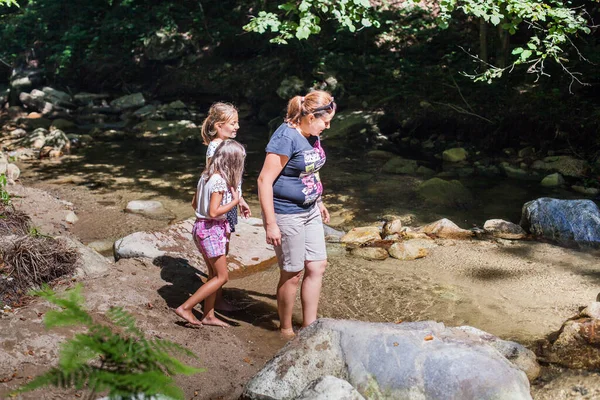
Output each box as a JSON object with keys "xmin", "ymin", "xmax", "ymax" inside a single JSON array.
[
  {"xmin": 541, "ymin": 314, "xmax": 600, "ymax": 370},
  {"xmin": 73, "ymin": 92, "xmax": 110, "ymax": 104},
  {"xmin": 243, "ymin": 319, "xmax": 533, "ymax": 400},
  {"xmin": 50, "ymin": 118, "xmax": 77, "ymax": 131},
  {"xmin": 417, "ymin": 178, "xmax": 473, "ymax": 208},
  {"xmin": 442, "ymin": 147, "xmax": 468, "ymax": 162},
  {"xmin": 276, "ymin": 76, "xmax": 305, "ymax": 100},
  {"xmin": 295, "ymin": 376, "xmax": 365, "ymax": 400},
  {"xmin": 60, "ymin": 236, "xmax": 110, "ymax": 278},
  {"xmin": 520, "ymin": 198, "xmax": 600, "ymax": 249},
  {"xmin": 144, "ymin": 30, "xmax": 189, "ymax": 61},
  {"xmin": 110, "ymin": 93, "xmax": 145, "ymax": 110},
  {"xmin": 124, "ymin": 200, "xmax": 173, "ymax": 220},
  {"xmin": 382, "ymin": 213, "xmax": 416, "ymax": 226},
  {"xmin": 42, "ymin": 87, "xmax": 72, "ymax": 104},
  {"xmin": 415, "ymin": 165, "xmax": 436, "ymax": 176},
  {"xmin": 499, "ymin": 163, "xmax": 542, "ymax": 181},
  {"xmin": 87, "ymin": 240, "xmax": 115, "ymax": 255},
  {"xmin": 323, "ymin": 224, "xmax": 345, "ymax": 243},
  {"xmin": 65, "ymin": 211, "xmax": 79, "ymax": 224},
  {"xmin": 340, "ymin": 227, "xmax": 381, "ymax": 246},
  {"xmin": 382, "ymin": 157, "xmax": 418, "ymax": 174},
  {"xmin": 5, "ymin": 163, "xmax": 20, "ymax": 184},
  {"xmin": 483, "ymin": 219, "xmax": 526, "ymax": 240},
  {"xmin": 420, "ymin": 218, "xmax": 474, "ymax": 239},
  {"xmin": 323, "ymin": 110, "xmax": 381, "ymax": 146},
  {"xmin": 366, "ymin": 150, "xmax": 396, "ymax": 160},
  {"xmin": 114, "ymin": 218, "xmax": 276, "ymax": 273},
  {"xmin": 9, "ymin": 128, "xmax": 27, "ymax": 139},
  {"xmin": 543, "ymin": 156, "xmax": 588, "ymax": 178},
  {"xmin": 43, "ymin": 129, "xmax": 70, "ymax": 151},
  {"xmin": 388, "ymin": 241, "xmax": 428, "ymax": 260},
  {"xmin": 571, "ymin": 185, "xmax": 599, "ymax": 196},
  {"xmin": 350, "ymin": 247, "xmax": 389, "ymax": 261},
  {"xmin": 581, "ymin": 302, "xmax": 600, "ymax": 319},
  {"xmin": 540, "ymin": 173, "xmax": 565, "ymax": 187},
  {"xmin": 382, "ymin": 219, "xmax": 403, "ymax": 236},
  {"xmin": 518, "ymin": 147, "xmax": 535, "ymax": 158}
]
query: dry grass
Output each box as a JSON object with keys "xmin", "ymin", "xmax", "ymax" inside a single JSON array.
[
  {"xmin": 0, "ymin": 203, "xmax": 31, "ymax": 236},
  {"xmin": 1, "ymin": 235, "xmax": 79, "ymax": 307}
]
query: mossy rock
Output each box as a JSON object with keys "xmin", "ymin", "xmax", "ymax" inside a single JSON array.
[{"xmin": 417, "ymin": 178, "xmax": 473, "ymax": 208}]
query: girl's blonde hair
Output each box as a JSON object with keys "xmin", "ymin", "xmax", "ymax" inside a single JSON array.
[
  {"xmin": 203, "ymin": 139, "xmax": 246, "ymax": 189},
  {"xmin": 285, "ymin": 90, "xmax": 336, "ymax": 125},
  {"xmin": 201, "ymin": 102, "xmax": 238, "ymax": 145}
]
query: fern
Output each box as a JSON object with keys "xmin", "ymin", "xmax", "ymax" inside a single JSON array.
[{"xmin": 14, "ymin": 284, "xmax": 204, "ymax": 399}]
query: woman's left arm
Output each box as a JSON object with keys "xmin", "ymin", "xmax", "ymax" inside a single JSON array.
[{"xmin": 317, "ymin": 198, "xmax": 330, "ymax": 224}]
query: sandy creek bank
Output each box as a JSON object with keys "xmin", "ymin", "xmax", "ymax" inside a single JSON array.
[{"xmin": 1, "ymin": 156, "xmax": 600, "ymax": 399}]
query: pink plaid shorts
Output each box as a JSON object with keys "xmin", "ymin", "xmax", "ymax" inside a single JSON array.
[{"xmin": 192, "ymin": 218, "xmax": 230, "ymax": 258}]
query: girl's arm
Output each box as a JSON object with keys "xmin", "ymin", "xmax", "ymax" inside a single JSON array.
[
  {"xmin": 257, "ymin": 153, "xmax": 288, "ymax": 246},
  {"xmin": 208, "ymin": 188, "xmax": 240, "ymax": 218}
]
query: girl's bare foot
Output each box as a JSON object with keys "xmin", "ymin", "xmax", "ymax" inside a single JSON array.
[
  {"xmin": 174, "ymin": 306, "xmax": 202, "ymax": 326},
  {"xmin": 279, "ymin": 327, "xmax": 296, "ymax": 339},
  {"xmin": 201, "ymin": 315, "xmax": 230, "ymax": 327}
]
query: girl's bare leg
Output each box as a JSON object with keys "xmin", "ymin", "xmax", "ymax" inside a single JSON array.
[
  {"xmin": 201, "ymin": 255, "xmax": 231, "ymax": 327},
  {"xmin": 277, "ymin": 270, "xmax": 302, "ymax": 336},
  {"xmin": 176, "ymin": 255, "xmax": 229, "ymax": 326},
  {"xmin": 214, "ymin": 236, "xmax": 236, "ymax": 311},
  {"xmin": 300, "ymin": 260, "xmax": 327, "ymax": 327}
]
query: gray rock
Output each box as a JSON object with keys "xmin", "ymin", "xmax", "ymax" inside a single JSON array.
[
  {"xmin": 114, "ymin": 218, "xmax": 275, "ymax": 273},
  {"xmin": 543, "ymin": 156, "xmax": 588, "ymax": 178},
  {"xmin": 243, "ymin": 319, "xmax": 532, "ymax": 400},
  {"xmin": 125, "ymin": 200, "xmax": 173, "ymax": 220},
  {"xmin": 323, "ymin": 224, "xmax": 345, "ymax": 243},
  {"xmin": 60, "ymin": 236, "xmax": 111, "ymax": 278},
  {"xmin": 520, "ymin": 198, "xmax": 600, "ymax": 249},
  {"xmin": 295, "ymin": 376, "xmax": 365, "ymax": 400},
  {"xmin": 420, "ymin": 218, "xmax": 473, "ymax": 239},
  {"xmin": 499, "ymin": 163, "xmax": 542, "ymax": 181},
  {"xmin": 144, "ymin": 30, "xmax": 189, "ymax": 61},
  {"xmin": 277, "ymin": 76, "xmax": 305, "ymax": 100},
  {"xmin": 571, "ymin": 185, "xmax": 599, "ymax": 196},
  {"xmin": 110, "ymin": 93, "xmax": 145, "ymax": 110}
]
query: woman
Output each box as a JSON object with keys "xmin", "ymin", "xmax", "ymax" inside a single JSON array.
[{"xmin": 257, "ymin": 90, "xmax": 336, "ymax": 338}]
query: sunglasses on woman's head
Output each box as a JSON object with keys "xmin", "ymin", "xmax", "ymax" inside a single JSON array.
[{"xmin": 313, "ymin": 98, "xmax": 336, "ymax": 112}]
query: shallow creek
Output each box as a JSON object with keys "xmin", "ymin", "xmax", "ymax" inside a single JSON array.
[{"xmin": 18, "ymin": 119, "xmax": 600, "ymax": 348}]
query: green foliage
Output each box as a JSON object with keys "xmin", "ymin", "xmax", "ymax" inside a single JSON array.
[
  {"xmin": 14, "ymin": 284, "xmax": 204, "ymax": 400},
  {"xmin": 243, "ymin": 0, "xmax": 380, "ymax": 44},
  {"xmin": 0, "ymin": 174, "xmax": 11, "ymax": 205},
  {"xmin": 0, "ymin": 0, "xmax": 18, "ymax": 7},
  {"xmin": 438, "ymin": 0, "xmax": 593, "ymax": 82}
]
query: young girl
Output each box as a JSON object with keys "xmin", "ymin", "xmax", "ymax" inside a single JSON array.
[{"xmin": 176, "ymin": 139, "xmax": 246, "ymax": 327}]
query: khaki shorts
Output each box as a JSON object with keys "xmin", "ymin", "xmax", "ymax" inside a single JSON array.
[{"xmin": 274, "ymin": 205, "xmax": 327, "ymax": 273}]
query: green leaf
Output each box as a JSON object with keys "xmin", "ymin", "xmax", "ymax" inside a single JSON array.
[
  {"xmin": 512, "ymin": 47, "xmax": 524, "ymax": 55},
  {"xmin": 490, "ymin": 15, "xmax": 501, "ymax": 25}
]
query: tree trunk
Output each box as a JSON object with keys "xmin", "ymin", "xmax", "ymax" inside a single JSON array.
[{"xmin": 497, "ymin": 25, "xmax": 510, "ymax": 68}]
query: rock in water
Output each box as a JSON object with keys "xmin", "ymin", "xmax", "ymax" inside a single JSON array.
[{"xmin": 520, "ymin": 198, "xmax": 600, "ymax": 249}]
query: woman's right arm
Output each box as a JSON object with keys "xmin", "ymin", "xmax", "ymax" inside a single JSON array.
[{"xmin": 257, "ymin": 153, "xmax": 288, "ymax": 247}]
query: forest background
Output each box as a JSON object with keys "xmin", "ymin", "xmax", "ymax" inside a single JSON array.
[{"xmin": 0, "ymin": 0, "xmax": 599, "ymax": 167}]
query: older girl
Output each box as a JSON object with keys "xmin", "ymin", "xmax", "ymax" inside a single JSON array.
[{"xmin": 257, "ymin": 90, "xmax": 336, "ymax": 337}]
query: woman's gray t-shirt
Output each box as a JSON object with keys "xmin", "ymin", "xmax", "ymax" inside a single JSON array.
[{"xmin": 265, "ymin": 123, "xmax": 326, "ymax": 214}]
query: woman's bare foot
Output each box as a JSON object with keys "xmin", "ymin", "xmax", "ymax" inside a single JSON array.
[
  {"xmin": 279, "ymin": 327, "xmax": 296, "ymax": 339},
  {"xmin": 201, "ymin": 315, "xmax": 230, "ymax": 327},
  {"xmin": 174, "ymin": 306, "xmax": 202, "ymax": 326}
]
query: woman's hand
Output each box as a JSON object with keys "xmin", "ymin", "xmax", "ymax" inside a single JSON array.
[
  {"xmin": 239, "ymin": 197, "xmax": 252, "ymax": 218},
  {"xmin": 265, "ymin": 222, "xmax": 282, "ymax": 247},
  {"xmin": 318, "ymin": 201, "xmax": 330, "ymax": 224}
]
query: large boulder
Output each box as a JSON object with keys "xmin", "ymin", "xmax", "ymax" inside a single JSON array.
[
  {"xmin": 323, "ymin": 110, "xmax": 381, "ymax": 147},
  {"xmin": 542, "ymin": 156, "xmax": 588, "ymax": 178},
  {"xmin": 242, "ymin": 319, "xmax": 534, "ymax": 400},
  {"xmin": 442, "ymin": 147, "xmax": 468, "ymax": 162},
  {"xmin": 483, "ymin": 219, "xmax": 526, "ymax": 240},
  {"xmin": 295, "ymin": 376, "xmax": 365, "ymax": 400},
  {"xmin": 416, "ymin": 178, "xmax": 473, "ymax": 208},
  {"xmin": 110, "ymin": 93, "xmax": 145, "ymax": 110},
  {"xmin": 114, "ymin": 217, "xmax": 276, "ymax": 273},
  {"xmin": 520, "ymin": 198, "xmax": 600, "ymax": 249},
  {"xmin": 340, "ymin": 226, "xmax": 381, "ymax": 246}
]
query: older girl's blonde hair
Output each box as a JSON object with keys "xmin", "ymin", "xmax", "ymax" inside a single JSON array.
[
  {"xmin": 200, "ymin": 102, "xmax": 238, "ymax": 145},
  {"xmin": 285, "ymin": 90, "xmax": 336, "ymax": 125},
  {"xmin": 203, "ymin": 139, "xmax": 246, "ymax": 189}
]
